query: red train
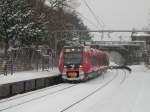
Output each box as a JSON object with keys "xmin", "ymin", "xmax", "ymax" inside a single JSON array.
[{"xmin": 58, "ymin": 46, "xmax": 109, "ymax": 82}]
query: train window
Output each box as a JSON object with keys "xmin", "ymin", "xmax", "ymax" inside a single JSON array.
[
  {"xmin": 90, "ymin": 56, "xmax": 94, "ymax": 65},
  {"xmin": 101, "ymin": 56, "xmax": 104, "ymax": 65},
  {"xmin": 90, "ymin": 56, "xmax": 99, "ymax": 66},
  {"xmin": 64, "ymin": 52, "xmax": 82, "ymax": 65},
  {"xmin": 98, "ymin": 56, "xmax": 101, "ymax": 65}
]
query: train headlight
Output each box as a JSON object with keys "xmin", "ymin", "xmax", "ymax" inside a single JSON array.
[
  {"xmin": 64, "ymin": 65, "xmax": 67, "ymax": 68},
  {"xmin": 63, "ymin": 66, "xmax": 67, "ymax": 73},
  {"xmin": 65, "ymin": 49, "xmax": 71, "ymax": 52},
  {"xmin": 79, "ymin": 65, "xmax": 83, "ymax": 68}
]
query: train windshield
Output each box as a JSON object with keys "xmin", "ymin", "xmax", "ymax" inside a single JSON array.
[{"xmin": 64, "ymin": 48, "xmax": 82, "ymax": 65}]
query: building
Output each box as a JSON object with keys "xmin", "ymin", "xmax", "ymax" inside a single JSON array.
[{"xmin": 131, "ymin": 33, "xmax": 150, "ymax": 67}]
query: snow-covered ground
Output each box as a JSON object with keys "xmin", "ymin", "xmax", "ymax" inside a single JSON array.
[
  {"xmin": 0, "ymin": 65, "xmax": 150, "ymax": 112},
  {"xmin": 0, "ymin": 68, "xmax": 59, "ymax": 85}
]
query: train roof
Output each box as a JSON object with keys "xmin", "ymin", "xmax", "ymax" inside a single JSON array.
[
  {"xmin": 63, "ymin": 45, "xmax": 107, "ymax": 54},
  {"xmin": 63, "ymin": 45, "xmax": 91, "ymax": 49}
]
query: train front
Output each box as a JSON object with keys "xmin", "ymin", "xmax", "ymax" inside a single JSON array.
[{"xmin": 59, "ymin": 46, "xmax": 85, "ymax": 81}]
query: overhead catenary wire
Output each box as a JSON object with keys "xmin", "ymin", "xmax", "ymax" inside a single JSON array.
[
  {"xmin": 81, "ymin": 0, "xmax": 105, "ymax": 29},
  {"xmin": 81, "ymin": 0, "xmax": 106, "ymax": 40},
  {"xmin": 77, "ymin": 12, "xmax": 100, "ymax": 30},
  {"xmin": 62, "ymin": 4, "xmax": 100, "ymax": 30},
  {"xmin": 78, "ymin": 12, "xmax": 100, "ymax": 29}
]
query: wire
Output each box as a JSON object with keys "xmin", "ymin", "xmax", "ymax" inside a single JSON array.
[
  {"xmin": 63, "ymin": 3, "xmax": 100, "ymax": 30},
  {"xmin": 82, "ymin": 0, "xmax": 105, "ymax": 29},
  {"xmin": 77, "ymin": 12, "xmax": 100, "ymax": 29},
  {"xmin": 81, "ymin": 0, "xmax": 106, "ymax": 40}
]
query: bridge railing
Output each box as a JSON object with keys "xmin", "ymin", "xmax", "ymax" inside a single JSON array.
[{"xmin": 90, "ymin": 41, "xmax": 145, "ymax": 46}]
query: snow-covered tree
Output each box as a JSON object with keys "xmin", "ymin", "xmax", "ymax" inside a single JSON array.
[
  {"xmin": 0, "ymin": 0, "xmax": 91, "ymax": 57},
  {"xmin": 0, "ymin": 0, "xmax": 48, "ymax": 57},
  {"xmin": 31, "ymin": 0, "xmax": 91, "ymax": 52}
]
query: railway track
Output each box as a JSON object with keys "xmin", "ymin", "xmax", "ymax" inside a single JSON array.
[
  {"xmin": 0, "ymin": 84, "xmax": 63, "ymax": 103},
  {"xmin": 0, "ymin": 84, "xmax": 78, "ymax": 111},
  {"xmin": 0, "ymin": 69, "xmax": 129, "ymax": 112},
  {"xmin": 60, "ymin": 69, "xmax": 129, "ymax": 112}
]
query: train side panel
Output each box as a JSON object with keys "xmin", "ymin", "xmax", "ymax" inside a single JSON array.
[
  {"xmin": 82, "ymin": 48, "xmax": 91, "ymax": 74},
  {"xmin": 58, "ymin": 46, "xmax": 110, "ymax": 82}
]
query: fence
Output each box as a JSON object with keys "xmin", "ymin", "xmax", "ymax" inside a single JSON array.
[
  {"xmin": 0, "ymin": 47, "xmax": 56, "ymax": 76},
  {"xmin": 0, "ymin": 59, "xmax": 13, "ymax": 75}
]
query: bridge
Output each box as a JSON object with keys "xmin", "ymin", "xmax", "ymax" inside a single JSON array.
[
  {"xmin": 51, "ymin": 30, "xmax": 148, "ymax": 65},
  {"xmin": 87, "ymin": 41, "xmax": 145, "ymax": 65},
  {"xmin": 90, "ymin": 41, "xmax": 145, "ymax": 46}
]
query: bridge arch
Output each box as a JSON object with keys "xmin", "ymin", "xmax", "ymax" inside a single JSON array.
[
  {"xmin": 90, "ymin": 41, "xmax": 145, "ymax": 65},
  {"xmin": 107, "ymin": 51, "xmax": 126, "ymax": 65}
]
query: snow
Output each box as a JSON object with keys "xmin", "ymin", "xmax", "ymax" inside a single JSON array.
[
  {"xmin": 109, "ymin": 61, "xmax": 118, "ymax": 66},
  {"xmin": 0, "ymin": 68, "xmax": 59, "ymax": 85},
  {"xmin": 132, "ymin": 32, "xmax": 150, "ymax": 37},
  {"xmin": 0, "ymin": 65, "xmax": 150, "ymax": 112},
  {"xmin": 44, "ymin": 0, "xmax": 51, "ymax": 8}
]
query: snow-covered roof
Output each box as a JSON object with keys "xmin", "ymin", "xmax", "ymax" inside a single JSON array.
[{"xmin": 132, "ymin": 32, "xmax": 150, "ymax": 37}]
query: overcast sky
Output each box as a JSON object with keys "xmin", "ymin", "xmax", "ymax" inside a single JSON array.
[{"xmin": 77, "ymin": 0, "xmax": 150, "ymax": 30}]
